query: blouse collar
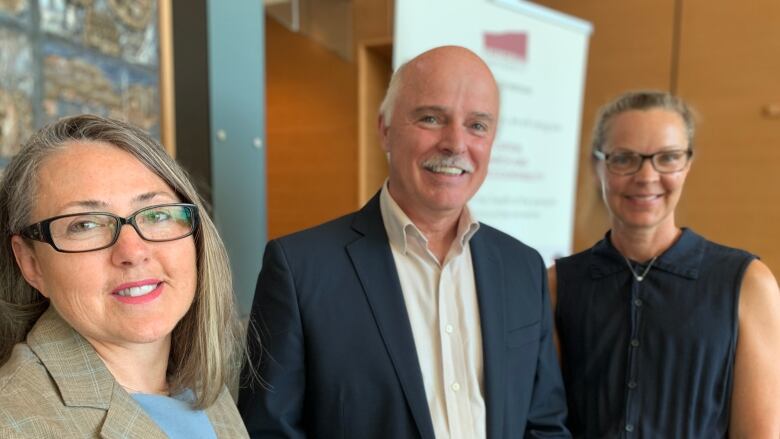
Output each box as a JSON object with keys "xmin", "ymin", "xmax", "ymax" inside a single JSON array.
[{"xmin": 589, "ymin": 228, "xmax": 705, "ymax": 280}]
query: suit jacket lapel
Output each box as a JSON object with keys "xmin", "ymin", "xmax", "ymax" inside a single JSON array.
[
  {"xmin": 471, "ymin": 230, "xmax": 506, "ymax": 439},
  {"xmin": 206, "ymin": 387, "xmax": 250, "ymax": 438},
  {"xmin": 27, "ymin": 308, "xmax": 166, "ymax": 439},
  {"xmin": 346, "ymin": 193, "xmax": 436, "ymax": 439},
  {"xmin": 100, "ymin": 389, "xmax": 167, "ymax": 439}
]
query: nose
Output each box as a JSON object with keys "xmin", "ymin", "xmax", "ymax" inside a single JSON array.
[
  {"xmin": 634, "ymin": 156, "xmax": 659, "ymax": 182},
  {"xmin": 110, "ymin": 224, "xmax": 150, "ymax": 266},
  {"xmin": 439, "ymin": 123, "xmax": 467, "ymax": 155}
]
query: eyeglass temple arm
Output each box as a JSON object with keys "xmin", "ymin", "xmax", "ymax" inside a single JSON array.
[{"xmin": 19, "ymin": 223, "xmax": 44, "ymax": 241}]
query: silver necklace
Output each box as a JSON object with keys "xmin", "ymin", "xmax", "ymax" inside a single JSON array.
[{"xmin": 623, "ymin": 255, "xmax": 658, "ymax": 282}]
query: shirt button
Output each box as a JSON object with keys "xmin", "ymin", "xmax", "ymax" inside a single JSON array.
[
  {"xmin": 630, "ymin": 339, "xmax": 640, "ymax": 347},
  {"xmin": 451, "ymin": 382, "xmax": 461, "ymax": 392},
  {"xmin": 633, "ymin": 298, "xmax": 643, "ymax": 307},
  {"xmin": 625, "ymin": 424, "xmax": 634, "ymax": 432},
  {"xmin": 627, "ymin": 381, "xmax": 637, "ymax": 389},
  {"xmin": 445, "ymin": 324, "xmax": 454, "ymax": 334}
]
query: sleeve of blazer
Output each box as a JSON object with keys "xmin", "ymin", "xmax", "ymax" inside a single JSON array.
[
  {"xmin": 238, "ymin": 239, "xmax": 307, "ymax": 439},
  {"xmin": 524, "ymin": 255, "xmax": 571, "ymax": 438}
]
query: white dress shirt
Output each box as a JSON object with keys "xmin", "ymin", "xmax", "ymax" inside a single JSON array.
[{"xmin": 379, "ymin": 183, "xmax": 486, "ymax": 439}]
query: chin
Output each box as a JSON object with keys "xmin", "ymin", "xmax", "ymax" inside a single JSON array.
[
  {"xmin": 123, "ymin": 320, "xmax": 178, "ymax": 344},
  {"xmin": 618, "ymin": 212, "xmax": 671, "ymax": 230},
  {"xmin": 428, "ymin": 190, "xmax": 473, "ymax": 208},
  {"xmin": 428, "ymin": 199, "xmax": 468, "ymax": 213}
]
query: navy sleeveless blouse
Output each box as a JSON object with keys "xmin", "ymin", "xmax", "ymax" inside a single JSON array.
[{"xmin": 555, "ymin": 228, "xmax": 754, "ymax": 438}]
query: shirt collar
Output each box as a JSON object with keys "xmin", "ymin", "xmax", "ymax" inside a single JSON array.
[
  {"xmin": 589, "ymin": 227, "xmax": 705, "ymax": 280},
  {"xmin": 379, "ymin": 180, "xmax": 480, "ymax": 256}
]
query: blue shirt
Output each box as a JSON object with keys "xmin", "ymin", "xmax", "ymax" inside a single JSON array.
[{"xmin": 132, "ymin": 390, "xmax": 218, "ymax": 439}]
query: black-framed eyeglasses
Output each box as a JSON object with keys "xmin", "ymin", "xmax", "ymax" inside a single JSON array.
[
  {"xmin": 19, "ymin": 203, "xmax": 199, "ymax": 253},
  {"xmin": 593, "ymin": 149, "xmax": 693, "ymax": 175}
]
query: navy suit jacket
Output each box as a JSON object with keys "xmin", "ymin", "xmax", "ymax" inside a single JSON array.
[{"xmin": 238, "ymin": 194, "xmax": 569, "ymax": 438}]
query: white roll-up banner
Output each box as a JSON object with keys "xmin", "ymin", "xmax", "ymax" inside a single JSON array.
[{"xmin": 394, "ymin": 0, "xmax": 592, "ymax": 265}]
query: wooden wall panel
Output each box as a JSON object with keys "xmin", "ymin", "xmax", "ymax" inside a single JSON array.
[
  {"xmin": 675, "ymin": 0, "xmax": 780, "ymax": 272},
  {"xmin": 354, "ymin": 0, "xmax": 394, "ymax": 206},
  {"xmin": 300, "ymin": 0, "xmax": 353, "ymax": 60},
  {"xmin": 357, "ymin": 40, "xmax": 392, "ymax": 204},
  {"xmin": 353, "ymin": 0, "xmax": 394, "ymax": 46},
  {"xmin": 531, "ymin": 0, "xmax": 678, "ymax": 251},
  {"xmin": 266, "ymin": 17, "xmax": 357, "ymax": 239}
]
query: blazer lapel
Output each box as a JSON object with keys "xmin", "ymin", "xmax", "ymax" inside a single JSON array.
[
  {"xmin": 100, "ymin": 388, "xmax": 167, "ymax": 439},
  {"xmin": 27, "ymin": 308, "xmax": 166, "ymax": 439},
  {"xmin": 471, "ymin": 230, "xmax": 506, "ymax": 439},
  {"xmin": 346, "ymin": 194, "xmax": 436, "ymax": 439},
  {"xmin": 206, "ymin": 387, "xmax": 250, "ymax": 438}
]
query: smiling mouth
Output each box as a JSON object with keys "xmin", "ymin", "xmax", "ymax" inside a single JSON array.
[
  {"xmin": 424, "ymin": 164, "xmax": 469, "ymax": 176},
  {"xmin": 627, "ymin": 194, "xmax": 662, "ymax": 201},
  {"xmin": 114, "ymin": 283, "xmax": 160, "ymax": 297}
]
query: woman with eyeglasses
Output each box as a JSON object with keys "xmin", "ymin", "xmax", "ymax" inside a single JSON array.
[
  {"xmin": 0, "ymin": 115, "xmax": 249, "ymax": 438},
  {"xmin": 549, "ymin": 91, "xmax": 780, "ymax": 438}
]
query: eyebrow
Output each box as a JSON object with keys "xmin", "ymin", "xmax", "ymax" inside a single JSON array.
[
  {"xmin": 612, "ymin": 145, "xmax": 686, "ymax": 153},
  {"xmin": 59, "ymin": 192, "xmax": 174, "ymax": 212},
  {"xmin": 410, "ymin": 106, "xmax": 496, "ymax": 121},
  {"xmin": 135, "ymin": 191, "xmax": 173, "ymax": 203},
  {"xmin": 411, "ymin": 105, "xmax": 446, "ymax": 115},
  {"xmin": 471, "ymin": 111, "xmax": 496, "ymax": 122},
  {"xmin": 60, "ymin": 200, "xmax": 108, "ymax": 211}
]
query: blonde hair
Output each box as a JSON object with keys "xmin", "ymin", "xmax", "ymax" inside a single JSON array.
[
  {"xmin": 591, "ymin": 90, "xmax": 696, "ymax": 154},
  {"xmin": 0, "ymin": 114, "xmax": 243, "ymax": 409}
]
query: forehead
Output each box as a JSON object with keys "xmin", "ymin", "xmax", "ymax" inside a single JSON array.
[
  {"xmin": 606, "ymin": 109, "xmax": 688, "ymax": 149},
  {"xmin": 395, "ymin": 55, "xmax": 499, "ymax": 115},
  {"xmin": 34, "ymin": 141, "xmax": 174, "ymax": 216}
]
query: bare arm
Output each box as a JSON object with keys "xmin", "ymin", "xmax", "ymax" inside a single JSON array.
[
  {"xmin": 730, "ymin": 259, "xmax": 780, "ymax": 438},
  {"xmin": 546, "ymin": 264, "xmax": 562, "ymax": 359}
]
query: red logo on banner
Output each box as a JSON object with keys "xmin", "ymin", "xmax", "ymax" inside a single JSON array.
[{"xmin": 484, "ymin": 32, "xmax": 528, "ymax": 62}]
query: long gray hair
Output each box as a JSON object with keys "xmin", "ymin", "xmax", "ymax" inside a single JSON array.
[{"xmin": 0, "ymin": 114, "xmax": 242, "ymax": 409}]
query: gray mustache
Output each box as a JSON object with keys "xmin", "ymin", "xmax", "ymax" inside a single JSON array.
[{"xmin": 421, "ymin": 154, "xmax": 475, "ymax": 173}]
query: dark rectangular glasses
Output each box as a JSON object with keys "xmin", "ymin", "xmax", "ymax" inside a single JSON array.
[{"xmin": 19, "ymin": 203, "xmax": 199, "ymax": 253}]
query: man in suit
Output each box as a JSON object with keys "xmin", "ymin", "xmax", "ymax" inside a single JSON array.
[{"xmin": 238, "ymin": 45, "xmax": 569, "ymax": 438}]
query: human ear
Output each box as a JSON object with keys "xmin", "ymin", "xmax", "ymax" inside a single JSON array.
[
  {"xmin": 378, "ymin": 115, "xmax": 391, "ymax": 154},
  {"xmin": 11, "ymin": 235, "xmax": 47, "ymax": 296}
]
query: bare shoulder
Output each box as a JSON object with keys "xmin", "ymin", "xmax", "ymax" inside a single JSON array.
[
  {"xmin": 730, "ymin": 259, "xmax": 780, "ymax": 436},
  {"xmin": 739, "ymin": 259, "xmax": 780, "ymax": 318}
]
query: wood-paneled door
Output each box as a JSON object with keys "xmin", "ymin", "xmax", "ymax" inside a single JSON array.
[{"xmin": 675, "ymin": 0, "xmax": 780, "ymax": 272}]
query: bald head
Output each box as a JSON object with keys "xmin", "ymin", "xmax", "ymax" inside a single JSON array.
[
  {"xmin": 377, "ymin": 45, "xmax": 499, "ymax": 227},
  {"xmin": 379, "ymin": 46, "xmax": 499, "ymax": 126}
]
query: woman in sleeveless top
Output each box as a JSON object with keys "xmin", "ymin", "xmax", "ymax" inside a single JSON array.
[{"xmin": 549, "ymin": 91, "xmax": 780, "ymax": 438}]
